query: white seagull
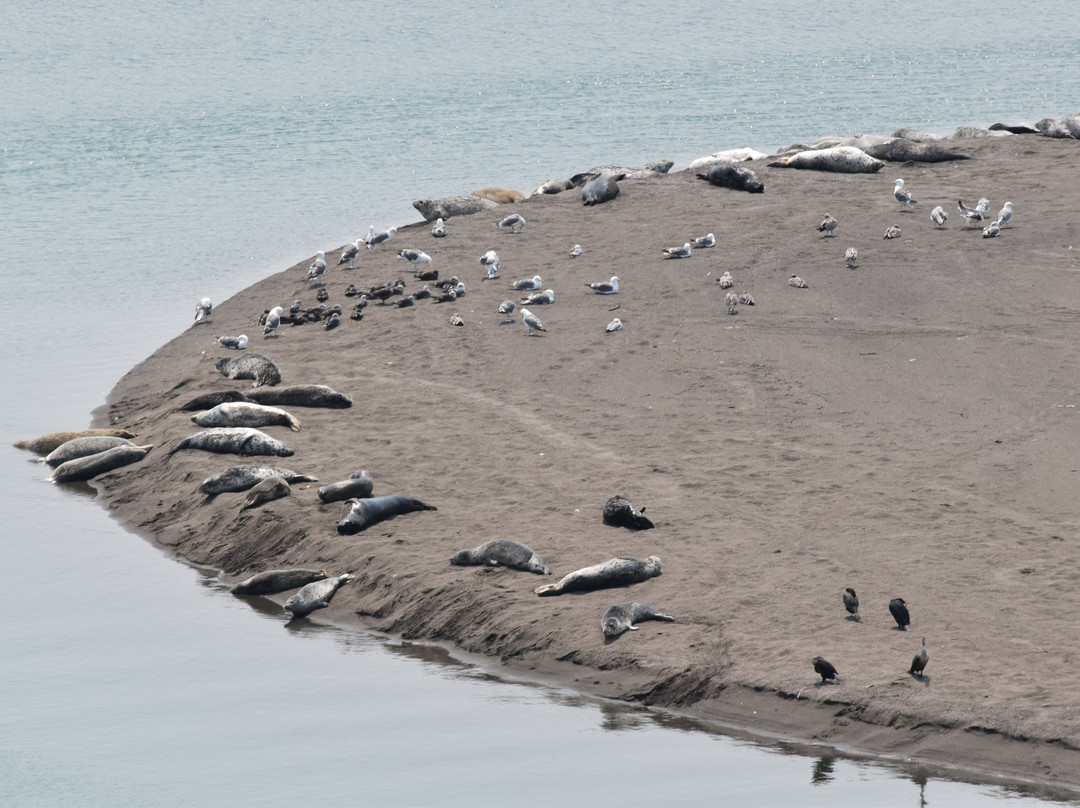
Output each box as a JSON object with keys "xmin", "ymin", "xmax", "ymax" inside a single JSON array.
[
  {"xmin": 663, "ymin": 242, "xmax": 692, "ymax": 259},
  {"xmin": 817, "ymin": 213, "xmax": 838, "ymax": 236},
  {"xmin": 883, "ymin": 225, "xmax": 902, "ymax": 240},
  {"xmin": 263, "ymin": 306, "xmax": 284, "ymax": 337},
  {"xmin": 366, "ymin": 227, "xmax": 397, "ymax": 249},
  {"xmin": 194, "ymin": 297, "xmax": 213, "ymax": 324},
  {"xmin": 521, "ymin": 307, "xmax": 546, "ymax": 335},
  {"xmin": 480, "ymin": 250, "xmax": 500, "ymax": 278},
  {"xmin": 893, "ymin": 178, "xmax": 915, "ymax": 211},
  {"xmin": 718, "ymin": 271, "xmax": 734, "ymax": 289},
  {"xmin": 845, "ymin": 247, "xmax": 859, "ymax": 268},
  {"xmin": 605, "ymin": 317, "xmax": 623, "ymax": 333},
  {"xmin": 982, "ymin": 219, "xmax": 1002, "ymax": 238},
  {"xmin": 307, "ymin": 251, "xmax": 327, "ymax": 282},
  {"xmin": 585, "ymin": 276, "xmax": 619, "ymax": 294},
  {"xmin": 997, "ymin": 201, "xmax": 1013, "ymax": 227},
  {"xmin": 510, "ymin": 274, "xmax": 543, "ymax": 291},
  {"xmin": 498, "ymin": 213, "xmax": 526, "ymax": 233},
  {"xmin": 569, "ymin": 244, "xmax": 583, "ymax": 258},
  {"xmin": 522, "ymin": 288, "xmax": 554, "ymax": 305},
  {"xmin": 397, "ymin": 248, "xmax": 432, "ymax": 265},
  {"xmin": 431, "ymin": 217, "xmax": 447, "ymax": 238},
  {"xmin": 215, "ymin": 334, "xmax": 248, "ymax": 350},
  {"xmin": 693, "ymin": 233, "xmax": 716, "ymax": 248},
  {"xmin": 498, "ymin": 300, "xmax": 516, "ymax": 322},
  {"xmin": 931, "ymin": 206, "xmax": 949, "ymax": 228},
  {"xmin": 789, "ymin": 275, "xmax": 808, "ymax": 288},
  {"xmin": 338, "ymin": 239, "xmax": 362, "ymax": 265}
]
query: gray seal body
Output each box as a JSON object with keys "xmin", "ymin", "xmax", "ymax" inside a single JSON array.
[
  {"xmin": 168, "ymin": 428, "xmax": 293, "ymax": 457},
  {"xmin": 192, "ymin": 402, "xmax": 302, "ymax": 432},
  {"xmin": 198, "ymin": 465, "xmax": 317, "ymax": 495},
  {"xmin": 247, "ymin": 384, "xmax": 353, "ymax": 409},
  {"xmin": 601, "ymin": 602, "xmax": 675, "ymax": 637},
  {"xmin": 336, "ymin": 495, "xmax": 437, "ymax": 534},
  {"xmin": 50, "ymin": 444, "xmax": 153, "ymax": 483},
  {"xmin": 231, "ymin": 568, "xmax": 329, "ymax": 595},
  {"xmin": 450, "ymin": 539, "xmax": 551, "ymax": 575},
  {"xmin": 284, "ymin": 574, "xmax": 356, "ymax": 619},
  {"xmin": 215, "ymin": 353, "xmax": 281, "ymax": 387},
  {"xmin": 44, "ymin": 436, "xmax": 134, "ymax": 468},
  {"xmin": 317, "ymin": 470, "xmax": 374, "ymax": 503},
  {"xmin": 535, "ymin": 556, "xmax": 662, "ymax": 596}
]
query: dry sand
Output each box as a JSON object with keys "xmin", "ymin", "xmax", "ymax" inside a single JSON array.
[{"xmin": 90, "ymin": 133, "xmax": 1080, "ymax": 791}]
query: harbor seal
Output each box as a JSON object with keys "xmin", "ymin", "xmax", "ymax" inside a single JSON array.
[
  {"xmin": 768, "ymin": 146, "xmax": 884, "ymax": 174},
  {"xmin": 449, "ymin": 539, "xmax": 551, "ymax": 575},
  {"xmin": 240, "ymin": 476, "xmax": 291, "ymax": 510},
  {"xmin": 581, "ymin": 173, "xmax": 620, "ymax": 206},
  {"xmin": 696, "ymin": 163, "xmax": 764, "ymax": 193},
  {"xmin": 231, "ymin": 568, "xmax": 329, "ymax": 595},
  {"xmin": 284, "ymin": 573, "xmax": 356, "ymax": 619},
  {"xmin": 1035, "ymin": 115, "xmax": 1080, "ymax": 139},
  {"xmin": 215, "ymin": 353, "xmax": 281, "ymax": 388},
  {"xmin": 13, "ymin": 428, "xmax": 136, "ymax": 455},
  {"xmin": 192, "ymin": 401, "xmax": 302, "ymax": 432},
  {"xmin": 44, "ymin": 436, "xmax": 133, "ymax": 468},
  {"xmin": 247, "ymin": 384, "xmax": 352, "ymax": 409},
  {"xmin": 177, "ymin": 390, "xmax": 256, "ymax": 411},
  {"xmin": 601, "ymin": 495, "xmax": 655, "ymax": 530},
  {"xmin": 50, "ymin": 444, "xmax": 153, "ymax": 483},
  {"xmin": 533, "ymin": 178, "xmax": 574, "ymax": 195},
  {"xmin": 535, "ymin": 555, "xmax": 662, "ymax": 596},
  {"xmin": 336, "ymin": 495, "xmax": 437, "ymax": 534},
  {"xmin": 168, "ymin": 427, "xmax": 293, "ymax": 457},
  {"xmin": 601, "ymin": 602, "xmax": 675, "ymax": 638},
  {"xmin": 864, "ymin": 138, "xmax": 970, "ymax": 162},
  {"xmin": 412, "ymin": 195, "xmax": 498, "ymax": 222},
  {"xmin": 570, "ymin": 161, "xmax": 673, "ymax": 185},
  {"xmin": 317, "ymin": 470, "xmax": 374, "ymax": 503},
  {"xmin": 471, "ymin": 187, "xmax": 525, "ymax": 204},
  {"xmin": 198, "ymin": 465, "xmax": 317, "ymax": 495}
]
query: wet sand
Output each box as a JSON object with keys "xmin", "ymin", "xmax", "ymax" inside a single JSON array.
[{"xmin": 91, "ymin": 133, "xmax": 1080, "ymax": 791}]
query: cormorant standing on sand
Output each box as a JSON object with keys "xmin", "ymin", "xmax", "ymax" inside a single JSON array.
[{"xmin": 889, "ymin": 597, "xmax": 911, "ymax": 630}]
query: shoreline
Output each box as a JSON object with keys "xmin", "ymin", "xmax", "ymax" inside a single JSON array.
[{"xmin": 91, "ymin": 129, "xmax": 1080, "ymax": 794}]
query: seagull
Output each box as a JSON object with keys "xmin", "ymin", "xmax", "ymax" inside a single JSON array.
[
  {"xmin": 909, "ymin": 637, "xmax": 929, "ymax": 676},
  {"xmin": 817, "ymin": 213, "xmax": 838, "ymax": 236},
  {"xmin": 845, "ymin": 247, "xmax": 859, "ymax": 268},
  {"xmin": 931, "ymin": 206, "xmax": 949, "ymax": 228},
  {"xmin": 718, "ymin": 271, "xmax": 734, "ymax": 289},
  {"xmin": 324, "ymin": 312, "xmax": 341, "ymax": 330},
  {"xmin": 307, "ymin": 251, "xmax": 327, "ymax": 282},
  {"xmin": 997, "ymin": 201, "xmax": 1013, "ymax": 227},
  {"xmin": 569, "ymin": 244, "xmax": 583, "ymax": 258},
  {"xmin": 480, "ymin": 250, "xmax": 500, "ymax": 279},
  {"xmin": 693, "ymin": 233, "xmax": 716, "ymax": 248},
  {"xmin": 431, "ymin": 217, "xmax": 447, "ymax": 238},
  {"xmin": 510, "ymin": 275, "xmax": 543, "ymax": 291},
  {"xmin": 883, "ymin": 225, "xmax": 902, "ymax": 240},
  {"xmin": 215, "ymin": 334, "xmax": 248, "ymax": 350},
  {"xmin": 725, "ymin": 292, "xmax": 739, "ymax": 315},
  {"xmin": 789, "ymin": 275, "xmax": 808, "ymax": 288},
  {"xmin": 263, "ymin": 306, "xmax": 283, "ymax": 337},
  {"xmin": 453, "ymin": 280, "xmax": 467, "ymax": 297},
  {"xmin": 366, "ymin": 227, "xmax": 397, "ymax": 249},
  {"xmin": 414, "ymin": 285, "xmax": 432, "ymax": 300},
  {"xmin": 893, "ymin": 178, "xmax": 915, "ymax": 211},
  {"xmin": 737, "ymin": 293, "xmax": 755, "ymax": 306},
  {"xmin": 362, "ymin": 224, "xmax": 376, "ymax": 245},
  {"xmin": 585, "ymin": 276, "xmax": 619, "ymax": 294},
  {"xmin": 193, "ymin": 297, "xmax": 212, "ymax": 324},
  {"xmin": 397, "ymin": 248, "xmax": 432, "ymax": 265},
  {"xmin": 982, "ymin": 219, "xmax": 1001, "ymax": 238},
  {"xmin": 521, "ymin": 307, "xmax": 546, "ymax": 335},
  {"xmin": 842, "ymin": 588, "xmax": 859, "ymax": 620},
  {"xmin": 605, "ymin": 317, "xmax": 623, "ymax": 333},
  {"xmin": 338, "ymin": 239, "xmax": 362, "ymax": 265},
  {"xmin": 289, "ymin": 299, "xmax": 303, "ymax": 315},
  {"xmin": 521, "ymin": 288, "xmax": 554, "ymax": 305},
  {"xmin": 812, "ymin": 657, "xmax": 839, "ymax": 683},
  {"xmin": 498, "ymin": 213, "xmax": 526, "ymax": 233},
  {"xmin": 958, "ymin": 198, "xmax": 990, "ymax": 224},
  {"xmin": 498, "ymin": 300, "xmax": 516, "ymax": 322},
  {"xmin": 663, "ymin": 242, "xmax": 692, "ymax": 259}
]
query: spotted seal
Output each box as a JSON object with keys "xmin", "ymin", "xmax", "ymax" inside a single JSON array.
[
  {"xmin": 247, "ymin": 384, "xmax": 353, "ymax": 409},
  {"xmin": 231, "ymin": 568, "xmax": 329, "ymax": 595},
  {"xmin": 215, "ymin": 353, "xmax": 281, "ymax": 388},
  {"xmin": 198, "ymin": 465, "xmax": 317, "ymax": 495},
  {"xmin": 450, "ymin": 539, "xmax": 551, "ymax": 575},
  {"xmin": 601, "ymin": 495, "xmax": 655, "ymax": 530},
  {"xmin": 50, "ymin": 444, "xmax": 153, "ymax": 483},
  {"xmin": 317, "ymin": 470, "xmax": 374, "ymax": 503},
  {"xmin": 601, "ymin": 602, "xmax": 675, "ymax": 638},
  {"xmin": 177, "ymin": 390, "xmax": 256, "ymax": 411},
  {"xmin": 13, "ymin": 429, "xmax": 136, "ymax": 455},
  {"xmin": 696, "ymin": 163, "xmax": 764, "ymax": 193},
  {"xmin": 687, "ymin": 147, "xmax": 768, "ymax": 171},
  {"xmin": 412, "ymin": 195, "xmax": 498, "ymax": 222},
  {"xmin": 168, "ymin": 428, "xmax": 293, "ymax": 457},
  {"xmin": 284, "ymin": 573, "xmax": 357, "ymax": 619},
  {"xmin": 581, "ymin": 173, "xmax": 620, "ymax": 206},
  {"xmin": 336, "ymin": 495, "xmax": 437, "ymax": 534},
  {"xmin": 535, "ymin": 555, "xmax": 662, "ymax": 597},
  {"xmin": 570, "ymin": 160, "xmax": 673, "ymax": 185},
  {"xmin": 240, "ymin": 476, "xmax": 291, "ymax": 510},
  {"xmin": 1035, "ymin": 115, "xmax": 1080, "ymax": 139},
  {"xmin": 768, "ymin": 146, "xmax": 884, "ymax": 174},
  {"xmin": 865, "ymin": 138, "xmax": 970, "ymax": 162},
  {"xmin": 44, "ymin": 436, "xmax": 134, "ymax": 468},
  {"xmin": 471, "ymin": 187, "xmax": 525, "ymax": 204},
  {"xmin": 533, "ymin": 178, "xmax": 574, "ymax": 195},
  {"xmin": 192, "ymin": 401, "xmax": 302, "ymax": 432}
]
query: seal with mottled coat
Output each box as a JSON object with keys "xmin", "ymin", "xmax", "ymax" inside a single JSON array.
[
  {"xmin": 696, "ymin": 163, "xmax": 764, "ymax": 193},
  {"xmin": 50, "ymin": 444, "xmax": 153, "ymax": 483},
  {"xmin": 13, "ymin": 429, "xmax": 136, "ymax": 455},
  {"xmin": 240, "ymin": 476, "xmax": 291, "ymax": 510},
  {"xmin": 535, "ymin": 556, "xmax": 662, "ymax": 596},
  {"xmin": 570, "ymin": 160, "xmax": 673, "ymax": 185},
  {"xmin": 44, "ymin": 436, "xmax": 133, "ymax": 467},
  {"xmin": 450, "ymin": 539, "xmax": 551, "ymax": 575},
  {"xmin": 247, "ymin": 384, "xmax": 353, "ymax": 409},
  {"xmin": 768, "ymin": 146, "xmax": 884, "ymax": 173},
  {"xmin": 412, "ymin": 195, "xmax": 498, "ymax": 222},
  {"xmin": 168, "ymin": 427, "xmax": 293, "ymax": 457},
  {"xmin": 177, "ymin": 390, "xmax": 256, "ymax": 411},
  {"xmin": 601, "ymin": 602, "xmax": 675, "ymax": 637},
  {"xmin": 336, "ymin": 495, "xmax": 437, "ymax": 534},
  {"xmin": 317, "ymin": 470, "xmax": 374, "ymax": 503},
  {"xmin": 601, "ymin": 495, "xmax": 655, "ymax": 530},
  {"xmin": 215, "ymin": 353, "xmax": 281, "ymax": 387},
  {"xmin": 198, "ymin": 465, "xmax": 317, "ymax": 495},
  {"xmin": 284, "ymin": 573, "xmax": 357, "ymax": 619},
  {"xmin": 865, "ymin": 138, "xmax": 970, "ymax": 163},
  {"xmin": 231, "ymin": 568, "xmax": 329, "ymax": 595},
  {"xmin": 192, "ymin": 401, "xmax": 302, "ymax": 432}
]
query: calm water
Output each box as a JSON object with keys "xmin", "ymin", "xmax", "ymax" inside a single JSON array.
[{"xmin": 3, "ymin": 1, "xmax": 1079, "ymax": 804}]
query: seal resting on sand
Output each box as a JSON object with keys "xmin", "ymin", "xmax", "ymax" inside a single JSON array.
[
  {"xmin": 13, "ymin": 429, "xmax": 136, "ymax": 455},
  {"xmin": 412, "ymin": 195, "xmax": 498, "ymax": 222},
  {"xmin": 240, "ymin": 476, "xmax": 291, "ymax": 510},
  {"xmin": 471, "ymin": 187, "xmax": 525, "ymax": 204},
  {"xmin": 198, "ymin": 465, "xmax": 317, "ymax": 495},
  {"xmin": 246, "ymin": 384, "xmax": 353, "ymax": 409},
  {"xmin": 696, "ymin": 163, "xmax": 765, "ymax": 193},
  {"xmin": 168, "ymin": 427, "xmax": 293, "ymax": 457},
  {"xmin": 177, "ymin": 390, "xmax": 255, "ymax": 411},
  {"xmin": 50, "ymin": 444, "xmax": 152, "ymax": 483},
  {"xmin": 601, "ymin": 602, "xmax": 675, "ymax": 638},
  {"xmin": 215, "ymin": 353, "xmax": 281, "ymax": 388},
  {"xmin": 336, "ymin": 495, "xmax": 437, "ymax": 534},
  {"xmin": 581, "ymin": 173, "xmax": 620, "ymax": 206},
  {"xmin": 535, "ymin": 556, "xmax": 662, "ymax": 596},
  {"xmin": 231, "ymin": 568, "xmax": 328, "ymax": 596},
  {"xmin": 284, "ymin": 573, "xmax": 356, "ymax": 619},
  {"xmin": 449, "ymin": 539, "xmax": 551, "ymax": 575},
  {"xmin": 768, "ymin": 146, "xmax": 884, "ymax": 173},
  {"xmin": 570, "ymin": 161, "xmax": 673, "ymax": 185},
  {"xmin": 602, "ymin": 495, "xmax": 654, "ymax": 529},
  {"xmin": 44, "ymin": 436, "xmax": 133, "ymax": 468},
  {"xmin": 317, "ymin": 470, "xmax": 374, "ymax": 503},
  {"xmin": 533, "ymin": 178, "xmax": 574, "ymax": 195},
  {"xmin": 865, "ymin": 138, "xmax": 970, "ymax": 162},
  {"xmin": 192, "ymin": 401, "xmax": 302, "ymax": 432}
]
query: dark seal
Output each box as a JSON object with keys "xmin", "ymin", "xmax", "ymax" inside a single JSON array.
[
  {"xmin": 177, "ymin": 390, "xmax": 255, "ymax": 411},
  {"xmin": 535, "ymin": 555, "xmax": 662, "ymax": 596},
  {"xmin": 581, "ymin": 173, "xmax": 621, "ymax": 206},
  {"xmin": 336, "ymin": 495, "xmax": 437, "ymax": 534},
  {"xmin": 247, "ymin": 384, "xmax": 353, "ymax": 409},
  {"xmin": 317, "ymin": 470, "xmax": 374, "ymax": 503},
  {"xmin": 864, "ymin": 138, "xmax": 970, "ymax": 163},
  {"xmin": 231, "ymin": 568, "xmax": 329, "ymax": 596},
  {"xmin": 215, "ymin": 353, "xmax": 281, "ymax": 388},
  {"xmin": 696, "ymin": 163, "xmax": 764, "ymax": 193},
  {"xmin": 601, "ymin": 495, "xmax": 654, "ymax": 530},
  {"xmin": 449, "ymin": 539, "xmax": 551, "ymax": 575},
  {"xmin": 50, "ymin": 444, "xmax": 153, "ymax": 483}
]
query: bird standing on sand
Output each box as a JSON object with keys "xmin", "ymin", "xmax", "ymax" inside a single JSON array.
[
  {"xmin": 812, "ymin": 656, "xmax": 839, "ymax": 683},
  {"xmin": 498, "ymin": 213, "xmax": 526, "ymax": 233},
  {"xmin": 366, "ymin": 227, "xmax": 396, "ymax": 249},
  {"xmin": 883, "ymin": 225, "xmax": 902, "ymax": 240},
  {"xmin": 958, "ymin": 198, "xmax": 990, "ymax": 224},
  {"xmin": 845, "ymin": 247, "xmax": 859, "ymax": 268},
  {"xmin": 338, "ymin": 239, "xmax": 362, "ymax": 264},
  {"xmin": 843, "ymin": 587, "xmax": 859, "ymax": 620},
  {"xmin": 263, "ymin": 306, "xmax": 283, "ymax": 337},
  {"xmin": 931, "ymin": 206, "xmax": 949, "ymax": 228},
  {"xmin": 889, "ymin": 597, "xmax": 911, "ymax": 630},
  {"xmin": 397, "ymin": 249, "xmax": 432, "ymax": 265},
  {"xmin": 663, "ymin": 242, "xmax": 692, "ymax": 259},
  {"xmin": 909, "ymin": 637, "xmax": 929, "ymax": 676},
  {"xmin": 498, "ymin": 300, "xmax": 516, "ymax": 322},
  {"xmin": 605, "ymin": 317, "xmax": 622, "ymax": 333},
  {"xmin": 521, "ymin": 307, "xmax": 546, "ymax": 335},
  {"xmin": 817, "ymin": 213, "xmax": 838, "ymax": 236},
  {"xmin": 480, "ymin": 250, "xmax": 500, "ymax": 279},
  {"xmin": 725, "ymin": 292, "xmax": 738, "ymax": 315},
  {"xmin": 585, "ymin": 276, "xmax": 619, "ymax": 294},
  {"xmin": 307, "ymin": 251, "xmax": 327, "ymax": 283},
  {"xmin": 194, "ymin": 297, "xmax": 212, "ymax": 324},
  {"xmin": 718, "ymin": 271, "xmax": 734, "ymax": 289},
  {"xmin": 997, "ymin": 201, "xmax": 1013, "ymax": 227},
  {"xmin": 893, "ymin": 178, "xmax": 915, "ymax": 211}
]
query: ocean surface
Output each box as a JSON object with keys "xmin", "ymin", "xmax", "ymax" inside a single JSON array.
[{"xmin": 2, "ymin": 1, "xmax": 1078, "ymax": 804}]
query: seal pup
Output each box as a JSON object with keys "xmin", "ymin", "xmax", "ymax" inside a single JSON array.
[
  {"xmin": 192, "ymin": 401, "xmax": 302, "ymax": 432},
  {"xmin": 431, "ymin": 217, "xmax": 447, "ymax": 238},
  {"xmin": 240, "ymin": 476, "xmax": 291, "ymax": 510},
  {"xmin": 605, "ymin": 317, "xmax": 623, "ymax": 333},
  {"xmin": 510, "ymin": 275, "xmax": 543, "ymax": 291},
  {"xmin": 692, "ymin": 233, "xmax": 715, "ymax": 248},
  {"xmin": 585, "ymin": 276, "xmax": 618, "ymax": 294},
  {"xmin": 336, "ymin": 495, "xmax": 437, "ymax": 534},
  {"xmin": 247, "ymin": 384, "xmax": 353, "ymax": 409},
  {"xmin": 497, "ymin": 213, "xmax": 526, "ymax": 233},
  {"xmin": 892, "ymin": 178, "xmax": 915, "ymax": 211},
  {"xmin": 412, "ymin": 195, "xmax": 497, "ymax": 222},
  {"xmin": 307, "ymin": 251, "xmax": 327, "ymax": 283},
  {"xmin": 817, "ymin": 213, "xmax": 838, "ymax": 236},
  {"xmin": 789, "ymin": 275, "xmax": 809, "ymax": 288},
  {"xmin": 882, "ymin": 225, "xmax": 902, "ymax": 240},
  {"xmin": 215, "ymin": 353, "xmax": 281, "ymax": 388},
  {"xmin": 842, "ymin": 588, "xmax": 859, "ymax": 620},
  {"xmin": 889, "ymin": 597, "xmax": 911, "ymax": 630},
  {"xmin": 521, "ymin": 308, "xmax": 546, "ymax": 336},
  {"xmin": 14, "ymin": 428, "xmax": 137, "ymax": 455},
  {"xmin": 168, "ymin": 427, "xmax": 293, "ymax": 457},
  {"xmin": 602, "ymin": 495, "xmax": 654, "ymax": 529},
  {"xmin": 50, "ymin": 444, "xmax": 153, "ymax": 483},
  {"xmin": 521, "ymin": 289, "xmax": 554, "ymax": 306},
  {"xmin": 317, "ymin": 469, "xmax": 374, "ymax": 503},
  {"xmin": 178, "ymin": 390, "xmax": 255, "ymax": 411},
  {"xmin": 845, "ymin": 247, "xmax": 859, "ymax": 268},
  {"xmin": 581, "ymin": 173, "xmax": 620, "ymax": 206},
  {"xmin": 662, "ymin": 242, "xmax": 692, "ymax": 259},
  {"xmin": 44, "ymin": 436, "xmax": 134, "ymax": 468},
  {"xmin": 601, "ymin": 602, "xmax": 675, "ymax": 638},
  {"xmin": 365, "ymin": 227, "xmax": 397, "ymax": 249},
  {"xmin": 338, "ymin": 239, "xmax": 362, "ymax": 264},
  {"xmin": 284, "ymin": 573, "xmax": 356, "ymax": 619},
  {"xmin": 812, "ymin": 656, "xmax": 839, "ymax": 683},
  {"xmin": 194, "ymin": 297, "xmax": 213, "ymax": 324},
  {"xmin": 696, "ymin": 163, "xmax": 765, "ymax": 193},
  {"xmin": 450, "ymin": 539, "xmax": 551, "ymax": 575},
  {"xmin": 535, "ymin": 556, "xmax": 662, "ymax": 596},
  {"xmin": 231, "ymin": 568, "xmax": 329, "ymax": 596},
  {"xmin": 930, "ymin": 206, "xmax": 949, "ymax": 228},
  {"xmin": 198, "ymin": 465, "xmax": 317, "ymax": 495},
  {"xmin": 909, "ymin": 637, "xmax": 929, "ymax": 676}
]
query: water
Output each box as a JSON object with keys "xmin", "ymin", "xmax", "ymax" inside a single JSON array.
[{"xmin": 2, "ymin": 1, "xmax": 1079, "ymax": 804}]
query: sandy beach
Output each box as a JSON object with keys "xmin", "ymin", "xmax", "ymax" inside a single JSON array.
[{"xmin": 88, "ymin": 132, "xmax": 1080, "ymax": 790}]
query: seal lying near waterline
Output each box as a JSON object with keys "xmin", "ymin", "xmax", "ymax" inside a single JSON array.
[
  {"xmin": 601, "ymin": 495, "xmax": 655, "ymax": 530},
  {"xmin": 535, "ymin": 556, "xmax": 662, "ymax": 596},
  {"xmin": 768, "ymin": 146, "xmax": 884, "ymax": 173},
  {"xmin": 50, "ymin": 444, "xmax": 153, "ymax": 483},
  {"xmin": 177, "ymin": 390, "xmax": 256, "ymax": 411},
  {"xmin": 284, "ymin": 573, "xmax": 356, "ymax": 619},
  {"xmin": 570, "ymin": 160, "xmax": 673, "ymax": 186},
  {"xmin": 231, "ymin": 568, "xmax": 329, "ymax": 595},
  {"xmin": 215, "ymin": 353, "xmax": 281, "ymax": 387},
  {"xmin": 581, "ymin": 173, "xmax": 621, "ymax": 206},
  {"xmin": 412, "ymin": 195, "xmax": 498, "ymax": 222},
  {"xmin": 449, "ymin": 539, "xmax": 551, "ymax": 575},
  {"xmin": 168, "ymin": 427, "xmax": 293, "ymax": 457},
  {"xmin": 317, "ymin": 470, "xmax": 374, "ymax": 503},
  {"xmin": 864, "ymin": 138, "xmax": 970, "ymax": 162},
  {"xmin": 13, "ymin": 429, "xmax": 136, "ymax": 455},
  {"xmin": 240, "ymin": 476, "xmax": 291, "ymax": 510},
  {"xmin": 198, "ymin": 465, "xmax": 318, "ymax": 495},
  {"xmin": 696, "ymin": 163, "xmax": 764, "ymax": 193},
  {"xmin": 246, "ymin": 384, "xmax": 353, "ymax": 409},
  {"xmin": 44, "ymin": 436, "xmax": 133, "ymax": 467},
  {"xmin": 192, "ymin": 401, "xmax": 302, "ymax": 432},
  {"xmin": 336, "ymin": 495, "xmax": 437, "ymax": 534},
  {"xmin": 601, "ymin": 602, "xmax": 675, "ymax": 638}
]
